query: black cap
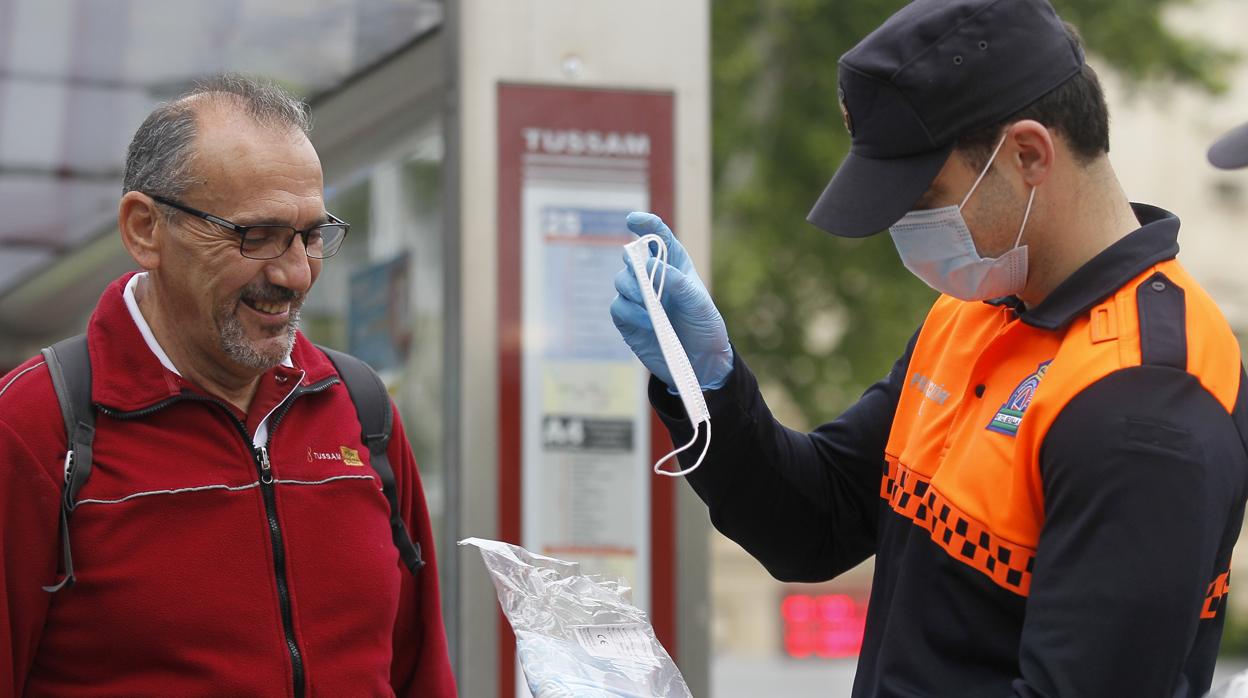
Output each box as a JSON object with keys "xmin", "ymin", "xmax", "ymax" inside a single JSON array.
[
  {"xmin": 808, "ymin": 0, "xmax": 1085, "ymax": 238},
  {"xmin": 1209, "ymin": 121, "xmax": 1248, "ymax": 170}
]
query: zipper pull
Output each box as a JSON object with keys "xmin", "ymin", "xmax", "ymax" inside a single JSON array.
[{"xmin": 256, "ymin": 446, "xmax": 274, "ymax": 485}]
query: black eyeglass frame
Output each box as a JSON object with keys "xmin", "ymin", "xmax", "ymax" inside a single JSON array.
[{"xmin": 150, "ymin": 194, "xmax": 350, "ymax": 260}]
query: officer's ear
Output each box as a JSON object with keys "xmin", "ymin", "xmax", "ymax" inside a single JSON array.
[
  {"xmin": 118, "ymin": 192, "xmax": 164, "ymax": 271},
  {"xmin": 1005, "ymin": 120, "xmax": 1055, "ymax": 188}
]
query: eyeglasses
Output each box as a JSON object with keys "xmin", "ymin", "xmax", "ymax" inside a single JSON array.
[{"xmin": 150, "ymin": 195, "xmax": 350, "ymax": 260}]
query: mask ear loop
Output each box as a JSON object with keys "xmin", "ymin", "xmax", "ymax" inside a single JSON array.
[
  {"xmin": 959, "ymin": 133, "xmax": 1010, "ymax": 211},
  {"xmin": 644, "ymin": 236, "xmax": 669, "ymax": 299},
  {"xmin": 653, "ymin": 419, "xmax": 711, "ymax": 477},
  {"xmin": 640, "ymin": 235, "xmax": 712, "ymax": 478},
  {"xmin": 1013, "ymin": 187, "xmax": 1037, "ymax": 249}
]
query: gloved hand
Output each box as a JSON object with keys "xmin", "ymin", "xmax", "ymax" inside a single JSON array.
[{"xmin": 610, "ymin": 212, "xmax": 733, "ymax": 391}]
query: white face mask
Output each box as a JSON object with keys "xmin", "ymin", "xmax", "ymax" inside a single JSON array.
[
  {"xmin": 623, "ymin": 234, "xmax": 711, "ymax": 478},
  {"xmin": 888, "ymin": 134, "xmax": 1037, "ymax": 302}
]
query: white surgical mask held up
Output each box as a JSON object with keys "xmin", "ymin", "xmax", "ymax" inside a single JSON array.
[
  {"xmin": 888, "ymin": 134, "xmax": 1037, "ymax": 302},
  {"xmin": 623, "ymin": 234, "xmax": 711, "ymax": 477}
]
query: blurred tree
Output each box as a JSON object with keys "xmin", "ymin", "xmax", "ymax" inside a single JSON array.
[{"xmin": 711, "ymin": 0, "xmax": 1236, "ymax": 429}]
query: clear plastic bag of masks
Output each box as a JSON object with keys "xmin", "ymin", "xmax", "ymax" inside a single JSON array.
[{"xmin": 459, "ymin": 537, "xmax": 694, "ymax": 698}]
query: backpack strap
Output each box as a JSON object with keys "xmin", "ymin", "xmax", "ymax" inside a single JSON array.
[
  {"xmin": 40, "ymin": 334, "xmax": 95, "ymax": 592},
  {"xmin": 319, "ymin": 346, "xmax": 424, "ymax": 574}
]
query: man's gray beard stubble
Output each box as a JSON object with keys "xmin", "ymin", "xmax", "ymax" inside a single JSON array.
[{"xmin": 218, "ymin": 304, "xmax": 301, "ymax": 371}]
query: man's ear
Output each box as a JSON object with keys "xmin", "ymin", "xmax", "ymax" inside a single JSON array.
[
  {"xmin": 1006, "ymin": 120, "xmax": 1055, "ymax": 188},
  {"xmin": 118, "ymin": 191, "xmax": 163, "ymax": 270}
]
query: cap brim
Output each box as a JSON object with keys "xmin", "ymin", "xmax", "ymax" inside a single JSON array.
[
  {"xmin": 1209, "ymin": 121, "xmax": 1248, "ymax": 170},
  {"xmin": 807, "ymin": 145, "xmax": 954, "ymax": 238}
]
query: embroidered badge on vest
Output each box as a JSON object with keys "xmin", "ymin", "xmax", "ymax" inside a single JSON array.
[{"xmin": 987, "ymin": 361, "xmax": 1051, "ymax": 436}]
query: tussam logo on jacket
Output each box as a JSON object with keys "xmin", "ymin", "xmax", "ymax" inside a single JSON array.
[
  {"xmin": 307, "ymin": 446, "xmax": 365, "ymax": 466},
  {"xmin": 987, "ymin": 361, "xmax": 1052, "ymax": 436}
]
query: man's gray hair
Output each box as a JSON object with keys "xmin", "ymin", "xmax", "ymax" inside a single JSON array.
[{"xmin": 122, "ymin": 73, "xmax": 312, "ymax": 199}]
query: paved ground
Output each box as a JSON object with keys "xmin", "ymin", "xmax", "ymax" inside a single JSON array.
[
  {"xmin": 710, "ymin": 656, "xmax": 1248, "ymax": 697},
  {"xmin": 711, "ymin": 656, "xmax": 858, "ymax": 696}
]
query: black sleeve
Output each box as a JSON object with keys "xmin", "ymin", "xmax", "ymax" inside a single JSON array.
[
  {"xmin": 649, "ymin": 331, "xmax": 919, "ymax": 582},
  {"xmin": 1013, "ymin": 366, "xmax": 1244, "ymax": 698}
]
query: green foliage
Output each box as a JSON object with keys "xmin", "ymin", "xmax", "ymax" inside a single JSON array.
[
  {"xmin": 1220, "ymin": 605, "xmax": 1248, "ymax": 656},
  {"xmin": 710, "ymin": 0, "xmax": 1235, "ymax": 429}
]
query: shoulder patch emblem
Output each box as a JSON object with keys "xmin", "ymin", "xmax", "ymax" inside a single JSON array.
[{"xmin": 986, "ymin": 361, "xmax": 1051, "ymax": 436}]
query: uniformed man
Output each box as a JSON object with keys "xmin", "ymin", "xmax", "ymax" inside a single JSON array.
[{"xmin": 610, "ymin": 0, "xmax": 1248, "ymax": 695}]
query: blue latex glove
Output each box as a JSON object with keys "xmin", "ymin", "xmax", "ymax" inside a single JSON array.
[{"xmin": 610, "ymin": 212, "xmax": 733, "ymax": 391}]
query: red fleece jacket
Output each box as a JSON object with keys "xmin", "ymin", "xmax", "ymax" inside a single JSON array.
[{"xmin": 0, "ymin": 273, "xmax": 456, "ymax": 696}]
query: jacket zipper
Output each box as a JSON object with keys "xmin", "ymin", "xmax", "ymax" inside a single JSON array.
[
  {"xmin": 251, "ymin": 377, "xmax": 336, "ymax": 698},
  {"xmin": 253, "ymin": 441, "xmax": 303, "ymax": 697},
  {"xmin": 100, "ymin": 377, "xmax": 338, "ymax": 698}
]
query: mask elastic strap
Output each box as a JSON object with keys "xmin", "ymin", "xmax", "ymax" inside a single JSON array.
[
  {"xmin": 960, "ymin": 133, "xmax": 1010, "ymax": 211},
  {"xmin": 628, "ymin": 232, "xmax": 718, "ymax": 476},
  {"xmin": 646, "ymin": 240, "xmax": 711, "ymax": 476},
  {"xmin": 653, "ymin": 418, "xmax": 712, "ymax": 477},
  {"xmin": 645, "ymin": 238, "xmax": 669, "ymax": 298},
  {"xmin": 1013, "ymin": 187, "xmax": 1037, "ymax": 249}
]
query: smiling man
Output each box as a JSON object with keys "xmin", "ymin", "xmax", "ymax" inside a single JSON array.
[
  {"xmin": 0, "ymin": 76, "xmax": 455, "ymax": 696},
  {"xmin": 611, "ymin": 0, "xmax": 1248, "ymax": 695}
]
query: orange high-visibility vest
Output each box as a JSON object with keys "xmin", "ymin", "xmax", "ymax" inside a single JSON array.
[{"xmin": 884, "ymin": 259, "xmax": 1240, "ymax": 597}]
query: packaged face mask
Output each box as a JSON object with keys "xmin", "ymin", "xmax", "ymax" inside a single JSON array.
[
  {"xmin": 623, "ymin": 234, "xmax": 711, "ymax": 477},
  {"xmin": 460, "ymin": 538, "xmax": 694, "ymax": 698}
]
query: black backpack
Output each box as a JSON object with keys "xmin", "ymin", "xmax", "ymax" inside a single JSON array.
[{"xmin": 39, "ymin": 335, "xmax": 424, "ymax": 592}]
